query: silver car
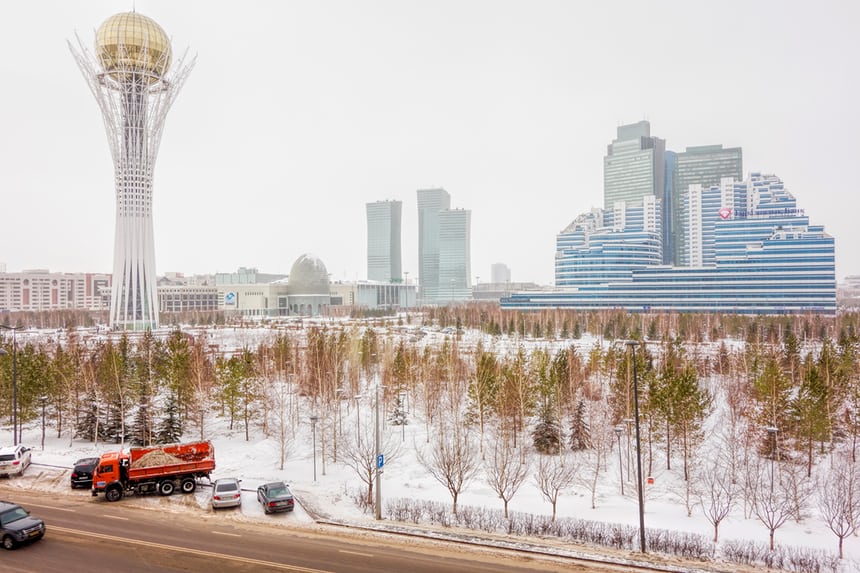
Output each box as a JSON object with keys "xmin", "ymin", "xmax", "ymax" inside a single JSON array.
[
  {"xmin": 0, "ymin": 446, "xmax": 31, "ymax": 478},
  {"xmin": 211, "ymin": 478, "xmax": 242, "ymax": 509}
]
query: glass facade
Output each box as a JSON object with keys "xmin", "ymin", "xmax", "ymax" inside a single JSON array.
[
  {"xmin": 517, "ymin": 173, "xmax": 836, "ymax": 314},
  {"xmin": 417, "ymin": 188, "xmax": 451, "ymax": 303},
  {"xmin": 366, "ymin": 200, "xmax": 402, "ymax": 283},
  {"xmin": 672, "ymin": 145, "xmax": 743, "ymax": 265}
]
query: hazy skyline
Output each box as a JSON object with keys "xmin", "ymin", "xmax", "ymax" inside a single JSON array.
[{"xmin": 2, "ymin": 1, "xmax": 859, "ymax": 285}]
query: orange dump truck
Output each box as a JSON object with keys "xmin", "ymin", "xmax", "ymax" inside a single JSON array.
[{"xmin": 91, "ymin": 440, "xmax": 215, "ymax": 502}]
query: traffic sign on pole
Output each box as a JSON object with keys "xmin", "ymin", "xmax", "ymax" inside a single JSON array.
[{"xmin": 377, "ymin": 454, "xmax": 384, "ymax": 469}]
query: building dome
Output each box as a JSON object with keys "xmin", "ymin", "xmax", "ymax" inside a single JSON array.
[
  {"xmin": 288, "ymin": 254, "xmax": 330, "ymax": 295},
  {"xmin": 96, "ymin": 12, "xmax": 172, "ymax": 83}
]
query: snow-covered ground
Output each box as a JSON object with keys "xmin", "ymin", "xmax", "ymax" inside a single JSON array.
[{"xmin": 1, "ymin": 321, "xmax": 858, "ymax": 572}]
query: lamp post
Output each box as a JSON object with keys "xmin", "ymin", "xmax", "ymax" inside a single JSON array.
[
  {"xmin": 40, "ymin": 395, "xmax": 47, "ymax": 450},
  {"xmin": 403, "ymin": 272, "xmax": 409, "ymax": 310},
  {"xmin": 374, "ymin": 381, "xmax": 382, "ymax": 520},
  {"xmin": 614, "ymin": 425, "xmax": 624, "ymax": 496},
  {"xmin": 0, "ymin": 325, "xmax": 19, "ymax": 446},
  {"xmin": 625, "ymin": 340, "xmax": 646, "ymax": 553},
  {"xmin": 310, "ymin": 415, "xmax": 319, "ymax": 482}
]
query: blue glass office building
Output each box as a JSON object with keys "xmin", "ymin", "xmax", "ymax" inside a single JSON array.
[{"xmin": 505, "ymin": 173, "xmax": 835, "ymax": 314}]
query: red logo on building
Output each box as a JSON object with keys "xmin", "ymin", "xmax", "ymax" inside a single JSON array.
[{"xmin": 718, "ymin": 207, "xmax": 732, "ymax": 220}]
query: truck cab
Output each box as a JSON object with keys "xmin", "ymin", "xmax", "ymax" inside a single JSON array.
[{"xmin": 91, "ymin": 451, "xmax": 126, "ymax": 499}]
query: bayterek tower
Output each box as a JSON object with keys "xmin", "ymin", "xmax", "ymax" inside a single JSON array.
[{"xmin": 70, "ymin": 13, "xmax": 194, "ymax": 330}]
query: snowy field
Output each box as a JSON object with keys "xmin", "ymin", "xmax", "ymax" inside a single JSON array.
[{"xmin": 0, "ymin": 320, "xmax": 858, "ymax": 572}]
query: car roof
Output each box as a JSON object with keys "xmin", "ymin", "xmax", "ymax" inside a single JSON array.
[
  {"xmin": 0, "ymin": 501, "xmax": 23, "ymax": 512},
  {"xmin": 0, "ymin": 446, "xmax": 21, "ymax": 455},
  {"xmin": 74, "ymin": 457, "xmax": 99, "ymax": 464},
  {"xmin": 262, "ymin": 481, "xmax": 288, "ymax": 488},
  {"xmin": 213, "ymin": 477, "xmax": 240, "ymax": 484}
]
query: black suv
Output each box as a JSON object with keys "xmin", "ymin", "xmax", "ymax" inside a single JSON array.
[
  {"xmin": 70, "ymin": 457, "xmax": 100, "ymax": 489},
  {"xmin": 0, "ymin": 501, "xmax": 45, "ymax": 549}
]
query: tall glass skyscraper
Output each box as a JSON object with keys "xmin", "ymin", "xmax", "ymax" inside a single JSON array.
[
  {"xmin": 603, "ymin": 121, "xmax": 667, "ymax": 261},
  {"xmin": 417, "ymin": 188, "xmax": 471, "ymax": 304},
  {"xmin": 672, "ymin": 145, "xmax": 743, "ymax": 265},
  {"xmin": 366, "ymin": 200, "xmax": 402, "ymax": 282},
  {"xmin": 417, "ymin": 188, "xmax": 450, "ymax": 303},
  {"xmin": 439, "ymin": 209, "xmax": 472, "ymax": 303}
]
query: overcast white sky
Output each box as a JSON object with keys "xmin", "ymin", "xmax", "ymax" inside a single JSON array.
[{"xmin": 2, "ymin": 1, "xmax": 859, "ymax": 285}]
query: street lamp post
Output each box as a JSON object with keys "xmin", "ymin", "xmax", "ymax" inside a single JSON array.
[
  {"xmin": 374, "ymin": 381, "xmax": 382, "ymax": 520},
  {"xmin": 625, "ymin": 340, "xmax": 647, "ymax": 553},
  {"xmin": 614, "ymin": 425, "xmax": 624, "ymax": 496},
  {"xmin": 310, "ymin": 415, "xmax": 319, "ymax": 482},
  {"xmin": 0, "ymin": 325, "xmax": 19, "ymax": 446},
  {"xmin": 403, "ymin": 272, "xmax": 409, "ymax": 310},
  {"xmin": 40, "ymin": 395, "xmax": 47, "ymax": 450}
]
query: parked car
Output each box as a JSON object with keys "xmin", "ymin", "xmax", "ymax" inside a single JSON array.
[
  {"xmin": 0, "ymin": 446, "xmax": 31, "ymax": 478},
  {"xmin": 256, "ymin": 481, "xmax": 295, "ymax": 514},
  {"xmin": 70, "ymin": 457, "xmax": 100, "ymax": 489},
  {"xmin": 0, "ymin": 501, "xmax": 45, "ymax": 549},
  {"xmin": 211, "ymin": 478, "xmax": 242, "ymax": 509}
]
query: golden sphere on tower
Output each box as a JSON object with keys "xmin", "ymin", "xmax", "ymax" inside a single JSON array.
[{"xmin": 96, "ymin": 12, "xmax": 172, "ymax": 82}]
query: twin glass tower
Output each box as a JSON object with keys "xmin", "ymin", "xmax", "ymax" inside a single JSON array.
[{"xmin": 70, "ymin": 12, "xmax": 194, "ymax": 330}]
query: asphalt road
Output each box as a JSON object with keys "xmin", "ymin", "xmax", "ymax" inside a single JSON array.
[{"xmin": 0, "ymin": 490, "xmax": 594, "ymax": 573}]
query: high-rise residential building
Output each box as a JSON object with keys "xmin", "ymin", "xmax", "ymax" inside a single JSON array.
[
  {"xmin": 70, "ymin": 12, "xmax": 194, "ymax": 330},
  {"xmin": 555, "ymin": 197, "xmax": 662, "ymax": 288},
  {"xmin": 508, "ymin": 173, "xmax": 835, "ymax": 314},
  {"xmin": 439, "ymin": 209, "xmax": 472, "ymax": 303},
  {"xmin": 672, "ymin": 145, "xmax": 743, "ymax": 265},
  {"xmin": 491, "ymin": 263, "xmax": 511, "ymax": 284},
  {"xmin": 366, "ymin": 200, "xmax": 402, "ymax": 283},
  {"xmin": 603, "ymin": 121, "xmax": 667, "ymax": 262}
]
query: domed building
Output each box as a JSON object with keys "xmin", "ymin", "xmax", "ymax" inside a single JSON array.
[{"xmin": 286, "ymin": 254, "xmax": 331, "ymax": 316}]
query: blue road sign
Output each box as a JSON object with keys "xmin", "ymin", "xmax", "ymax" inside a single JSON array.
[{"xmin": 377, "ymin": 454, "xmax": 384, "ymax": 469}]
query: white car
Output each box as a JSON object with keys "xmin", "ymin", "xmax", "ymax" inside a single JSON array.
[{"xmin": 0, "ymin": 446, "xmax": 31, "ymax": 478}]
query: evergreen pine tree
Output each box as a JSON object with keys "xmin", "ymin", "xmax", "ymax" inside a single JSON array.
[
  {"xmin": 532, "ymin": 404, "xmax": 562, "ymax": 454},
  {"xmin": 388, "ymin": 393, "xmax": 408, "ymax": 426},
  {"xmin": 569, "ymin": 399, "xmax": 591, "ymax": 451},
  {"xmin": 157, "ymin": 394, "xmax": 183, "ymax": 444}
]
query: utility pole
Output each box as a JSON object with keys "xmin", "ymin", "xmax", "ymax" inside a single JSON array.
[{"xmin": 374, "ymin": 380, "xmax": 382, "ymax": 520}]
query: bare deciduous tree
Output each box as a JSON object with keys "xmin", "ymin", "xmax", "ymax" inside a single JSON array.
[
  {"xmin": 697, "ymin": 450, "xmax": 736, "ymax": 542},
  {"xmin": 819, "ymin": 462, "xmax": 860, "ymax": 559},
  {"xmin": 342, "ymin": 416, "xmax": 401, "ymax": 507},
  {"xmin": 416, "ymin": 425, "xmax": 480, "ymax": 515},
  {"xmin": 748, "ymin": 460, "xmax": 794, "ymax": 550},
  {"xmin": 534, "ymin": 453, "xmax": 578, "ymax": 521},
  {"xmin": 484, "ymin": 434, "xmax": 529, "ymax": 518}
]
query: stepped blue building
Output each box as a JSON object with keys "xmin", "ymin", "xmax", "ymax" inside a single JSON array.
[{"xmin": 503, "ymin": 173, "xmax": 836, "ymax": 314}]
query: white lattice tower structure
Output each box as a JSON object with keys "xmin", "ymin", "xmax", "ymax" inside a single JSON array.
[{"xmin": 69, "ymin": 12, "xmax": 194, "ymax": 330}]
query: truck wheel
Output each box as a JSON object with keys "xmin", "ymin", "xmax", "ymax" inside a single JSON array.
[
  {"xmin": 2, "ymin": 535, "xmax": 15, "ymax": 550},
  {"xmin": 159, "ymin": 480, "xmax": 175, "ymax": 496},
  {"xmin": 105, "ymin": 486, "xmax": 123, "ymax": 502},
  {"xmin": 181, "ymin": 478, "xmax": 197, "ymax": 494}
]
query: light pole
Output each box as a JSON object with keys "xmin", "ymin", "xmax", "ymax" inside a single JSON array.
[
  {"xmin": 0, "ymin": 325, "xmax": 19, "ymax": 446},
  {"xmin": 625, "ymin": 340, "xmax": 646, "ymax": 553},
  {"xmin": 310, "ymin": 415, "xmax": 319, "ymax": 482},
  {"xmin": 40, "ymin": 395, "xmax": 47, "ymax": 450},
  {"xmin": 614, "ymin": 425, "xmax": 624, "ymax": 496},
  {"xmin": 374, "ymin": 380, "xmax": 382, "ymax": 520},
  {"xmin": 403, "ymin": 271, "xmax": 409, "ymax": 310}
]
